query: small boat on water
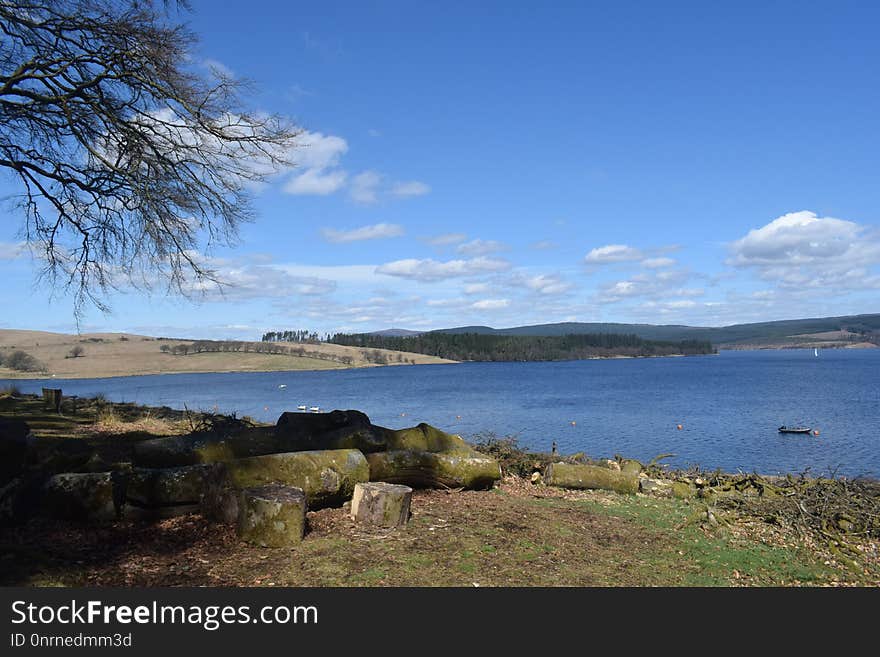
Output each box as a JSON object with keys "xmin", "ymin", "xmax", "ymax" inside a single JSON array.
[
  {"xmin": 309, "ymin": 406, "xmax": 320, "ymax": 413},
  {"xmin": 778, "ymin": 425, "xmax": 812, "ymax": 434},
  {"xmin": 296, "ymin": 405, "xmax": 307, "ymax": 411}
]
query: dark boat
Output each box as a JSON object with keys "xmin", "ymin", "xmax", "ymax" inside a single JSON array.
[{"xmin": 778, "ymin": 425, "xmax": 812, "ymax": 434}]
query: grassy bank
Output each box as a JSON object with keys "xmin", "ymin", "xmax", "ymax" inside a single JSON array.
[
  {"xmin": 0, "ymin": 329, "xmax": 455, "ymax": 380},
  {"xmin": 1, "ymin": 393, "xmax": 877, "ymax": 587}
]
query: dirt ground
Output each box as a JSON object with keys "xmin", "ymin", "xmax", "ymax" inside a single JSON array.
[{"xmin": 2, "ymin": 477, "xmax": 873, "ymax": 587}]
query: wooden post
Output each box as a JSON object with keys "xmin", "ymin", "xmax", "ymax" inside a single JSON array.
[{"xmin": 42, "ymin": 388, "xmax": 62, "ymax": 414}]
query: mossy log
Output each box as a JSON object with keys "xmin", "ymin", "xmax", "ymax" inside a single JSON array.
[
  {"xmin": 366, "ymin": 449, "xmax": 501, "ymax": 490},
  {"xmin": 274, "ymin": 409, "xmax": 386, "ymax": 453},
  {"xmin": 203, "ymin": 449, "xmax": 369, "ymax": 522},
  {"xmin": 132, "ymin": 427, "xmax": 281, "ymax": 468},
  {"xmin": 351, "ymin": 482, "xmax": 412, "ymax": 527},
  {"xmin": 376, "ymin": 423, "xmax": 473, "ymax": 453},
  {"xmin": 41, "ymin": 472, "xmax": 125, "ymax": 522},
  {"xmin": 126, "ymin": 464, "xmax": 214, "ymax": 511},
  {"xmin": 236, "ymin": 485, "xmax": 307, "ymax": 547},
  {"xmin": 544, "ymin": 462, "xmax": 639, "ymax": 494}
]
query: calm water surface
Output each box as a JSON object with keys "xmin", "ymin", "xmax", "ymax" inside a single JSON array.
[{"xmin": 5, "ymin": 349, "xmax": 879, "ymax": 477}]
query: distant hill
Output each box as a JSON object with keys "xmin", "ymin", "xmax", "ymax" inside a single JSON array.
[
  {"xmin": 392, "ymin": 313, "xmax": 880, "ymax": 348},
  {"xmin": 369, "ymin": 328, "xmax": 424, "ymax": 337}
]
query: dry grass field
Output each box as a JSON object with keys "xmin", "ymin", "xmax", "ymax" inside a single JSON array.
[{"xmin": 0, "ymin": 329, "xmax": 454, "ymax": 379}]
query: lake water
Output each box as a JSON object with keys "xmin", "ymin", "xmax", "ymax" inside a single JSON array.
[{"xmin": 4, "ymin": 349, "xmax": 879, "ymax": 478}]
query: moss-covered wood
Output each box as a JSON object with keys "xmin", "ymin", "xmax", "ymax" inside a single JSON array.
[
  {"xmin": 350, "ymin": 482, "xmax": 412, "ymax": 527},
  {"xmin": 132, "ymin": 427, "xmax": 281, "ymax": 468},
  {"xmin": 377, "ymin": 423, "xmax": 473, "ymax": 453},
  {"xmin": 544, "ymin": 462, "xmax": 639, "ymax": 494},
  {"xmin": 203, "ymin": 449, "xmax": 369, "ymax": 522},
  {"xmin": 366, "ymin": 449, "xmax": 501, "ymax": 490},
  {"xmin": 126, "ymin": 464, "xmax": 215, "ymax": 509},
  {"xmin": 236, "ymin": 485, "xmax": 306, "ymax": 547},
  {"xmin": 41, "ymin": 472, "xmax": 124, "ymax": 521}
]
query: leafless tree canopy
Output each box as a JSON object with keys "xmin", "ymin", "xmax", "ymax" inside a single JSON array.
[{"xmin": 0, "ymin": 0, "xmax": 301, "ymax": 314}]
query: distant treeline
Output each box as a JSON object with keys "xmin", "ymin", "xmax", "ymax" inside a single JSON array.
[
  {"xmin": 328, "ymin": 332, "xmax": 716, "ymax": 361},
  {"xmin": 261, "ymin": 330, "xmax": 324, "ymax": 343},
  {"xmin": 157, "ymin": 339, "xmax": 416, "ymax": 366},
  {"xmin": 159, "ymin": 340, "xmax": 356, "ymax": 365}
]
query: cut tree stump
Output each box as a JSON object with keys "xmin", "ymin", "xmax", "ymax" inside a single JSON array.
[
  {"xmin": 350, "ymin": 482, "xmax": 412, "ymax": 527},
  {"xmin": 236, "ymin": 484, "xmax": 307, "ymax": 547}
]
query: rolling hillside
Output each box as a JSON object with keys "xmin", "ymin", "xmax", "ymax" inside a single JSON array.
[{"xmin": 432, "ymin": 314, "xmax": 880, "ymax": 347}]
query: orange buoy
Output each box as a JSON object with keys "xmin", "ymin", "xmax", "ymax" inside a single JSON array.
[
  {"xmin": 813, "ymin": 429, "xmax": 820, "ymax": 436},
  {"xmin": 676, "ymin": 424, "xmax": 683, "ymax": 430}
]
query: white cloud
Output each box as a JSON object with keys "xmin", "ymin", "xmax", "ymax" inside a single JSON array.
[
  {"xmin": 471, "ymin": 298, "xmax": 509, "ymax": 310},
  {"xmin": 291, "ymin": 131, "xmax": 348, "ymax": 170},
  {"xmin": 350, "ymin": 170, "xmax": 382, "ymax": 204},
  {"xmin": 0, "ymin": 241, "xmax": 26, "ymax": 260},
  {"xmin": 642, "ymin": 257, "xmax": 676, "ymax": 269},
  {"xmin": 597, "ymin": 269, "xmax": 692, "ymax": 303},
  {"xmin": 190, "ymin": 264, "xmax": 337, "ymax": 300},
  {"xmin": 728, "ymin": 211, "xmax": 880, "ymax": 290},
  {"xmin": 584, "ymin": 244, "xmax": 643, "ymax": 264},
  {"xmin": 376, "ymin": 256, "xmax": 511, "ymax": 282},
  {"xmin": 321, "ymin": 223, "xmax": 405, "ymax": 243},
  {"xmin": 427, "ymin": 298, "xmax": 465, "ymax": 307},
  {"xmin": 282, "ymin": 130, "xmax": 348, "ymax": 195},
  {"xmin": 391, "ymin": 181, "xmax": 431, "ymax": 197},
  {"xmin": 457, "ymin": 239, "xmax": 508, "ymax": 256},
  {"xmin": 284, "ymin": 167, "xmax": 347, "ymax": 195},
  {"xmin": 463, "ymin": 282, "xmax": 492, "ymax": 295},
  {"xmin": 425, "ymin": 233, "xmax": 467, "ymax": 247},
  {"xmin": 524, "ymin": 274, "xmax": 572, "ymax": 295}
]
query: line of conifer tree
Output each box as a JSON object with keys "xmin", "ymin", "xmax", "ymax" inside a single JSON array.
[{"xmin": 328, "ymin": 332, "xmax": 715, "ymax": 361}]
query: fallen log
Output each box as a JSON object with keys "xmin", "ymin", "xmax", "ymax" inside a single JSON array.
[
  {"xmin": 202, "ymin": 449, "xmax": 369, "ymax": 523},
  {"xmin": 275, "ymin": 409, "xmax": 386, "ymax": 453},
  {"xmin": 126, "ymin": 464, "xmax": 215, "ymax": 514},
  {"xmin": 350, "ymin": 482, "xmax": 412, "ymax": 527},
  {"xmin": 366, "ymin": 450, "xmax": 501, "ymax": 490},
  {"xmin": 544, "ymin": 462, "xmax": 639, "ymax": 495},
  {"xmin": 41, "ymin": 472, "xmax": 125, "ymax": 522},
  {"xmin": 132, "ymin": 427, "xmax": 280, "ymax": 468},
  {"xmin": 376, "ymin": 423, "xmax": 473, "ymax": 453}
]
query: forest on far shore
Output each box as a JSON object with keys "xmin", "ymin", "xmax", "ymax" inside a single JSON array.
[{"xmin": 328, "ymin": 331, "xmax": 716, "ymax": 361}]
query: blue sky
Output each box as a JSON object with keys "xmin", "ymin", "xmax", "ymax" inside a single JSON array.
[{"xmin": 2, "ymin": 0, "xmax": 879, "ymax": 339}]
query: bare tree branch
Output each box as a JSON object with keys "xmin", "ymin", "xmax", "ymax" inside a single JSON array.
[{"xmin": 0, "ymin": 0, "xmax": 301, "ymax": 319}]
